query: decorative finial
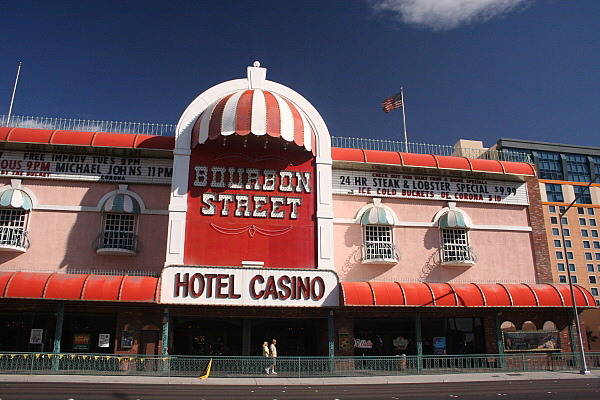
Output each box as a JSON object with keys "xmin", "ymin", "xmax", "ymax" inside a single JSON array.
[{"xmin": 247, "ymin": 61, "xmax": 266, "ymax": 89}]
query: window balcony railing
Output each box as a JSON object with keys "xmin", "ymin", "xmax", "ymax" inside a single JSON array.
[
  {"xmin": 361, "ymin": 242, "xmax": 400, "ymax": 264},
  {"xmin": 94, "ymin": 232, "xmax": 140, "ymax": 256},
  {"xmin": 440, "ymin": 245, "xmax": 478, "ymax": 266},
  {"xmin": 0, "ymin": 226, "xmax": 30, "ymax": 252}
]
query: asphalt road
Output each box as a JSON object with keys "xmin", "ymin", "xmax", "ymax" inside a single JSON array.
[{"xmin": 1, "ymin": 379, "xmax": 599, "ymax": 400}]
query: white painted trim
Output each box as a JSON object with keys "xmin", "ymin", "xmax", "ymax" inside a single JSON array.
[
  {"xmin": 33, "ymin": 204, "xmax": 168, "ymax": 215},
  {"xmin": 96, "ymin": 188, "xmax": 147, "ymax": 213},
  {"xmin": 333, "ymin": 218, "xmax": 532, "ymax": 231}
]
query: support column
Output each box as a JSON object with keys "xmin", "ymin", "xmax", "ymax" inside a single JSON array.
[
  {"xmin": 494, "ymin": 309, "xmax": 504, "ymax": 355},
  {"xmin": 415, "ymin": 309, "xmax": 422, "ymax": 374},
  {"xmin": 52, "ymin": 302, "xmax": 65, "ymax": 370},
  {"xmin": 161, "ymin": 307, "xmax": 170, "ymax": 356},
  {"xmin": 242, "ymin": 319, "xmax": 252, "ymax": 356},
  {"xmin": 328, "ymin": 310, "xmax": 334, "ymax": 371}
]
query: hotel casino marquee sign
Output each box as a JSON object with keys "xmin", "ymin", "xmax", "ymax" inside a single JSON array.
[
  {"xmin": 160, "ymin": 267, "xmax": 340, "ymax": 307},
  {"xmin": 333, "ymin": 169, "xmax": 529, "ymax": 205}
]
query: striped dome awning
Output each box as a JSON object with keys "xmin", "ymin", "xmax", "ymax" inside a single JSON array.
[
  {"xmin": 361, "ymin": 206, "xmax": 394, "ymax": 225},
  {"xmin": 0, "ymin": 188, "xmax": 32, "ymax": 210},
  {"xmin": 192, "ymin": 89, "xmax": 315, "ymax": 152},
  {"xmin": 439, "ymin": 209, "xmax": 469, "ymax": 229},
  {"xmin": 103, "ymin": 193, "xmax": 141, "ymax": 214}
]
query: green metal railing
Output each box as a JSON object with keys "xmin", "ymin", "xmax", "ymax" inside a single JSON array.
[{"xmin": 0, "ymin": 352, "xmax": 598, "ymax": 377}]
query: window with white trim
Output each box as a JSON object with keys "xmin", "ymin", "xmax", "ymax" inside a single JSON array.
[
  {"xmin": 359, "ymin": 200, "xmax": 399, "ymax": 264},
  {"xmin": 364, "ymin": 225, "xmax": 395, "ymax": 261},
  {"xmin": 0, "ymin": 208, "xmax": 29, "ymax": 250},
  {"xmin": 96, "ymin": 190, "xmax": 141, "ymax": 255},
  {"xmin": 441, "ymin": 228, "xmax": 471, "ymax": 263},
  {"xmin": 101, "ymin": 213, "xmax": 137, "ymax": 251}
]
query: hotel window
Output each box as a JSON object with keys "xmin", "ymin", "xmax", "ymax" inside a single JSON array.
[
  {"xmin": 590, "ymin": 219, "xmax": 597, "ymax": 227},
  {"xmin": 551, "ymin": 216, "xmax": 558, "ymax": 224},
  {"xmin": 0, "ymin": 186, "xmax": 33, "ymax": 253},
  {"xmin": 567, "ymin": 252, "xmax": 574, "ymax": 259},
  {"xmin": 589, "ymin": 276, "xmax": 597, "ymax": 284},
  {"xmin": 554, "ymin": 240, "xmax": 562, "ymax": 248},
  {"xmin": 359, "ymin": 200, "xmax": 399, "ymax": 264},
  {"xmin": 537, "ymin": 151, "xmax": 563, "ymax": 180},
  {"xmin": 589, "ymin": 208, "xmax": 595, "ymax": 216},
  {"xmin": 436, "ymin": 204, "xmax": 476, "ymax": 266},
  {"xmin": 596, "ymin": 253, "xmax": 600, "ymax": 261},
  {"xmin": 571, "ymin": 276, "xmax": 578, "ymax": 284},
  {"xmin": 545, "ymin": 184, "xmax": 564, "ymax": 203},
  {"xmin": 561, "ymin": 217, "xmax": 568, "ymax": 225},
  {"xmin": 559, "ymin": 206, "xmax": 566, "ymax": 213},
  {"xmin": 566, "ymin": 154, "xmax": 591, "ymax": 182},
  {"xmin": 587, "ymin": 264, "xmax": 594, "ymax": 272},
  {"xmin": 565, "ymin": 240, "xmax": 572, "ymax": 248},
  {"xmin": 574, "ymin": 186, "xmax": 593, "ymax": 204},
  {"xmin": 584, "ymin": 241, "xmax": 591, "ymax": 249},
  {"xmin": 552, "ymin": 228, "xmax": 559, "ymax": 236},
  {"xmin": 568, "ymin": 263, "xmax": 576, "ymax": 272},
  {"xmin": 549, "ymin": 205, "xmax": 556, "ymax": 213},
  {"xmin": 594, "ymin": 242, "xmax": 600, "ymax": 249},
  {"xmin": 591, "ymin": 288, "xmax": 599, "ymax": 296},
  {"xmin": 555, "ymin": 251, "xmax": 563, "ymax": 260},
  {"xmin": 558, "ymin": 263, "xmax": 565, "ymax": 272},
  {"xmin": 578, "ymin": 207, "xmax": 585, "ymax": 215},
  {"xmin": 563, "ymin": 228, "xmax": 570, "ymax": 236},
  {"xmin": 585, "ymin": 252, "xmax": 593, "ymax": 260},
  {"xmin": 592, "ymin": 230, "xmax": 598, "ymax": 237},
  {"xmin": 580, "ymin": 218, "xmax": 587, "ymax": 226},
  {"xmin": 594, "ymin": 156, "xmax": 600, "ymax": 178},
  {"xmin": 96, "ymin": 191, "xmax": 141, "ymax": 256},
  {"xmin": 582, "ymin": 229, "xmax": 589, "ymax": 237},
  {"xmin": 559, "ymin": 275, "xmax": 567, "ymax": 284}
]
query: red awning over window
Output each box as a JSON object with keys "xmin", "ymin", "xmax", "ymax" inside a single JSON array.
[
  {"xmin": 341, "ymin": 282, "xmax": 596, "ymax": 308},
  {"xmin": 0, "ymin": 272, "xmax": 159, "ymax": 303}
]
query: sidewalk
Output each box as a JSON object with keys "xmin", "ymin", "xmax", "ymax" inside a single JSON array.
[{"xmin": 0, "ymin": 370, "xmax": 598, "ymax": 386}]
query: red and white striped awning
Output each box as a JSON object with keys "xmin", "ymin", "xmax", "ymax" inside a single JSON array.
[
  {"xmin": 192, "ymin": 89, "xmax": 315, "ymax": 152},
  {"xmin": 341, "ymin": 282, "xmax": 597, "ymax": 308}
]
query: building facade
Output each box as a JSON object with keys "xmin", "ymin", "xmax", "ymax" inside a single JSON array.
[
  {"xmin": 0, "ymin": 64, "xmax": 595, "ymax": 359},
  {"xmin": 495, "ymin": 138, "xmax": 600, "ymax": 351}
]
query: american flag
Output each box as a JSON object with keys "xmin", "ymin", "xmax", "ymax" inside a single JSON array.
[{"xmin": 382, "ymin": 91, "xmax": 403, "ymax": 113}]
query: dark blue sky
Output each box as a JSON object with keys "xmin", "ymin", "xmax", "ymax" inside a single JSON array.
[{"xmin": 1, "ymin": 1, "xmax": 598, "ymax": 148}]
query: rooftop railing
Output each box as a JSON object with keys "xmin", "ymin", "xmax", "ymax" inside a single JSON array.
[{"xmin": 1, "ymin": 115, "xmax": 532, "ymax": 163}]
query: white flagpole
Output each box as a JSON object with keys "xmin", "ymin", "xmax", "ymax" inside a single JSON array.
[
  {"xmin": 400, "ymin": 87, "xmax": 408, "ymax": 152},
  {"xmin": 7, "ymin": 62, "xmax": 22, "ymax": 126}
]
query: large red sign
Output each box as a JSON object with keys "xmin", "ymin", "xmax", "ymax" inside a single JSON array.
[{"xmin": 184, "ymin": 145, "xmax": 316, "ymax": 268}]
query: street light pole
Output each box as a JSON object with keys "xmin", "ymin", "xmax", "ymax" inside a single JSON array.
[{"xmin": 557, "ymin": 173, "xmax": 599, "ymax": 375}]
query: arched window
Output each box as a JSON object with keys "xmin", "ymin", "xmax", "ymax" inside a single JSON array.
[
  {"xmin": 96, "ymin": 188, "xmax": 142, "ymax": 256},
  {"xmin": 542, "ymin": 321, "xmax": 557, "ymax": 331},
  {"xmin": 0, "ymin": 183, "xmax": 33, "ymax": 252},
  {"xmin": 522, "ymin": 321, "xmax": 537, "ymax": 331},
  {"xmin": 359, "ymin": 199, "xmax": 399, "ymax": 264},
  {"xmin": 500, "ymin": 321, "xmax": 516, "ymax": 332},
  {"xmin": 435, "ymin": 203, "xmax": 477, "ymax": 266}
]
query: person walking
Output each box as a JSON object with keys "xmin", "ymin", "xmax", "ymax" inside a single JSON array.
[
  {"xmin": 262, "ymin": 341, "xmax": 270, "ymax": 374},
  {"xmin": 268, "ymin": 339, "xmax": 277, "ymax": 375}
]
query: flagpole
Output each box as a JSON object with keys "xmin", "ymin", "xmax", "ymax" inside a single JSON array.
[
  {"xmin": 7, "ymin": 62, "xmax": 22, "ymax": 126},
  {"xmin": 400, "ymin": 87, "xmax": 408, "ymax": 152}
]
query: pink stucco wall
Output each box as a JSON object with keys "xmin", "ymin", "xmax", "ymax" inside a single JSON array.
[
  {"xmin": 333, "ymin": 195, "xmax": 537, "ymax": 284},
  {"xmin": 0, "ymin": 178, "xmax": 169, "ymax": 275}
]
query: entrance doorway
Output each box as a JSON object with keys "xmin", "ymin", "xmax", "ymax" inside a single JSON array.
[
  {"xmin": 251, "ymin": 319, "xmax": 325, "ymax": 356},
  {"xmin": 139, "ymin": 330, "xmax": 159, "ymax": 355}
]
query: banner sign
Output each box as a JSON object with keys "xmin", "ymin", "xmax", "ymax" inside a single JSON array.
[
  {"xmin": 503, "ymin": 331, "xmax": 559, "ymax": 352},
  {"xmin": 333, "ymin": 169, "xmax": 528, "ymax": 205},
  {"xmin": 160, "ymin": 266, "xmax": 339, "ymax": 307},
  {"xmin": 0, "ymin": 149, "xmax": 172, "ymax": 184}
]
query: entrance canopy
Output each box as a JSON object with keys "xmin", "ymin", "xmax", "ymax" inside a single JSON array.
[
  {"xmin": 0, "ymin": 272, "xmax": 158, "ymax": 302},
  {"xmin": 341, "ymin": 282, "xmax": 596, "ymax": 308}
]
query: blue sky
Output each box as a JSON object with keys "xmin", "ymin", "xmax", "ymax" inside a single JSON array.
[{"xmin": 0, "ymin": 0, "xmax": 598, "ymax": 148}]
